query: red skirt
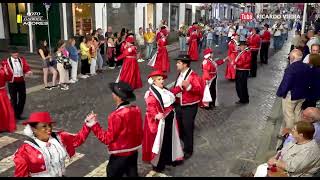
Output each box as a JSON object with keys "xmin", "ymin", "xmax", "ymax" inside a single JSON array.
[
  {"xmin": 188, "ymin": 40, "xmax": 199, "ymax": 61},
  {"xmin": 225, "ymin": 61, "xmax": 236, "ymax": 80},
  {"xmin": 0, "ymin": 89, "xmax": 16, "ymax": 132},
  {"xmin": 117, "ymin": 58, "xmax": 143, "ymax": 90},
  {"xmin": 154, "ymin": 46, "xmax": 170, "ymax": 72}
]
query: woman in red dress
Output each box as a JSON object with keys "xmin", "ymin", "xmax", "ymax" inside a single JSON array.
[
  {"xmin": 225, "ymin": 33, "xmax": 239, "ymax": 80},
  {"xmin": 154, "ymin": 28, "xmax": 170, "ymax": 72},
  {"xmin": 0, "ymin": 63, "xmax": 16, "ymax": 132},
  {"xmin": 142, "ymin": 70, "xmax": 183, "ymax": 174},
  {"xmin": 115, "ymin": 36, "xmax": 143, "ymax": 90},
  {"xmin": 188, "ymin": 27, "xmax": 200, "ymax": 61}
]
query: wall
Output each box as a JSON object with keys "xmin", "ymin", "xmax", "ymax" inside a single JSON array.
[
  {"xmin": 179, "ymin": 3, "xmax": 185, "ymax": 26},
  {"xmin": 107, "ymin": 3, "xmax": 134, "ymax": 33},
  {"xmin": 135, "ymin": 3, "xmax": 144, "ymax": 35}
]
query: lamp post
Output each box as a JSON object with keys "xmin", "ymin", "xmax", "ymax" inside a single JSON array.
[{"xmin": 43, "ymin": 3, "xmax": 52, "ymax": 54}]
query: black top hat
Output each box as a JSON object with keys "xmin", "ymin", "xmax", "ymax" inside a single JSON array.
[
  {"xmin": 239, "ymin": 41, "xmax": 248, "ymax": 46},
  {"xmin": 175, "ymin": 54, "xmax": 192, "ymax": 62},
  {"xmin": 9, "ymin": 47, "xmax": 19, "ymax": 53},
  {"xmin": 264, "ymin": 24, "xmax": 269, "ymax": 28},
  {"xmin": 193, "ymin": 22, "xmax": 198, "ymax": 25},
  {"xmin": 109, "ymin": 81, "xmax": 136, "ymax": 102}
]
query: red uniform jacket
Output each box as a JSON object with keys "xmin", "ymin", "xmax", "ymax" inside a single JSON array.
[
  {"xmin": 188, "ymin": 31, "xmax": 200, "ymax": 61},
  {"xmin": 154, "ymin": 37, "xmax": 169, "ymax": 72},
  {"xmin": 142, "ymin": 87, "xmax": 175, "ymax": 162},
  {"xmin": 13, "ymin": 125, "xmax": 91, "ymax": 177},
  {"xmin": 120, "ymin": 41, "xmax": 126, "ymax": 53},
  {"xmin": 170, "ymin": 69, "xmax": 202, "ymax": 106},
  {"xmin": 247, "ymin": 34, "xmax": 261, "ymax": 51},
  {"xmin": 260, "ymin": 30, "xmax": 271, "ymax": 43},
  {"xmin": 0, "ymin": 65, "xmax": 12, "ymax": 88},
  {"xmin": 235, "ymin": 48, "xmax": 252, "ymax": 70},
  {"xmin": 91, "ymin": 103, "xmax": 143, "ymax": 157},
  {"xmin": 202, "ymin": 58, "xmax": 224, "ymax": 81},
  {"xmin": 2, "ymin": 57, "xmax": 31, "ymax": 83}
]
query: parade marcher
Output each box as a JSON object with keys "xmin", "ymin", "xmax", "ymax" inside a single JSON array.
[
  {"xmin": 260, "ymin": 24, "xmax": 271, "ymax": 64},
  {"xmin": 142, "ymin": 70, "xmax": 184, "ymax": 174},
  {"xmin": 85, "ymin": 81, "xmax": 143, "ymax": 177},
  {"xmin": 234, "ymin": 41, "xmax": 252, "ymax": 104},
  {"xmin": 247, "ymin": 28, "xmax": 261, "ymax": 77},
  {"xmin": 225, "ymin": 33, "xmax": 239, "ymax": 80},
  {"xmin": 201, "ymin": 48, "xmax": 227, "ymax": 109},
  {"xmin": 13, "ymin": 111, "xmax": 92, "ymax": 177},
  {"xmin": 151, "ymin": 27, "xmax": 170, "ymax": 72},
  {"xmin": 2, "ymin": 48, "xmax": 32, "ymax": 120},
  {"xmin": 170, "ymin": 54, "xmax": 202, "ymax": 160},
  {"xmin": 115, "ymin": 36, "xmax": 143, "ymax": 90},
  {"xmin": 187, "ymin": 23, "xmax": 201, "ymax": 61},
  {"xmin": 0, "ymin": 63, "xmax": 16, "ymax": 132}
]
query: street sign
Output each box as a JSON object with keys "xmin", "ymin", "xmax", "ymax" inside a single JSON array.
[{"xmin": 240, "ymin": 12, "xmax": 253, "ymax": 21}]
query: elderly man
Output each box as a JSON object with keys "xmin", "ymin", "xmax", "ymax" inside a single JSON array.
[
  {"xmin": 253, "ymin": 121, "xmax": 320, "ymax": 177},
  {"xmin": 276, "ymin": 49, "xmax": 312, "ymax": 129},
  {"xmin": 303, "ymin": 44, "xmax": 320, "ymax": 64}
]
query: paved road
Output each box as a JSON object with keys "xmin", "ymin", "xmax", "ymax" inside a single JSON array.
[{"xmin": 0, "ymin": 34, "xmax": 291, "ymax": 177}]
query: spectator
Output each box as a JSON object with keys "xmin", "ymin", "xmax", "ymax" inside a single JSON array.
[
  {"xmin": 37, "ymin": 40, "xmax": 57, "ymax": 90},
  {"xmin": 303, "ymin": 54, "xmax": 320, "ymax": 109},
  {"xmin": 178, "ymin": 25, "xmax": 187, "ymax": 52},
  {"xmin": 296, "ymin": 34, "xmax": 310, "ymax": 60},
  {"xmin": 307, "ymin": 30, "xmax": 320, "ymax": 52},
  {"xmin": 253, "ymin": 121, "xmax": 320, "ymax": 177},
  {"xmin": 144, "ymin": 27, "xmax": 156, "ymax": 59},
  {"xmin": 272, "ymin": 21, "xmax": 283, "ymax": 51},
  {"xmin": 303, "ymin": 44, "xmax": 320, "ymax": 64},
  {"xmin": 66, "ymin": 37, "xmax": 79, "ymax": 83},
  {"xmin": 96, "ymin": 28, "xmax": 105, "ymax": 73},
  {"xmin": 290, "ymin": 30, "xmax": 301, "ymax": 53},
  {"xmin": 54, "ymin": 40, "xmax": 70, "ymax": 90},
  {"xmin": 89, "ymin": 37, "xmax": 99, "ymax": 76},
  {"xmin": 106, "ymin": 36, "xmax": 116, "ymax": 69},
  {"xmin": 136, "ymin": 27, "xmax": 145, "ymax": 62},
  {"xmin": 105, "ymin": 26, "xmax": 113, "ymax": 38},
  {"xmin": 206, "ymin": 28, "xmax": 213, "ymax": 48},
  {"xmin": 79, "ymin": 36, "xmax": 91, "ymax": 79},
  {"xmin": 276, "ymin": 49, "xmax": 312, "ymax": 129}
]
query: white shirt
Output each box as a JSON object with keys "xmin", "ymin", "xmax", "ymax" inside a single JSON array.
[
  {"xmin": 153, "ymin": 85, "xmax": 175, "ymax": 108},
  {"xmin": 303, "ymin": 54, "xmax": 310, "ymax": 64},
  {"xmin": 11, "ymin": 57, "xmax": 23, "ymax": 77},
  {"xmin": 175, "ymin": 68, "xmax": 192, "ymax": 97},
  {"xmin": 34, "ymin": 137, "xmax": 67, "ymax": 177}
]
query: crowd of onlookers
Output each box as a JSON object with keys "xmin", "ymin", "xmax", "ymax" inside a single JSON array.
[{"xmin": 36, "ymin": 21, "xmax": 170, "ymax": 91}]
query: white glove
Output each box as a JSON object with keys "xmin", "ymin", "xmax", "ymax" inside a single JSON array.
[
  {"xmin": 155, "ymin": 113, "xmax": 164, "ymax": 120},
  {"xmin": 85, "ymin": 113, "xmax": 97, "ymax": 127}
]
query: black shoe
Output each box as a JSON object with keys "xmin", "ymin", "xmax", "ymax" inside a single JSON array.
[
  {"xmin": 45, "ymin": 86, "xmax": 52, "ymax": 90},
  {"xmin": 204, "ymin": 106, "xmax": 213, "ymax": 110},
  {"xmin": 235, "ymin": 101, "xmax": 249, "ymax": 104},
  {"xmin": 184, "ymin": 152, "xmax": 192, "ymax": 160},
  {"xmin": 171, "ymin": 160, "xmax": 184, "ymax": 167}
]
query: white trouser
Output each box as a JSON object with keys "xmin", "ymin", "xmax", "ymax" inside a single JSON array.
[
  {"xmin": 90, "ymin": 58, "xmax": 96, "ymax": 75},
  {"xmin": 70, "ymin": 60, "xmax": 78, "ymax": 81},
  {"xmin": 57, "ymin": 63, "xmax": 69, "ymax": 84}
]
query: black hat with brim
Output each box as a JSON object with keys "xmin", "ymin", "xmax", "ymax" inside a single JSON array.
[
  {"xmin": 9, "ymin": 47, "xmax": 19, "ymax": 53},
  {"xmin": 109, "ymin": 81, "xmax": 136, "ymax": 102},
  {"xmin": 175, "ymin": 54, "xmax": 192, "ymax": 63},
  {"xmin": 239, "ymin": 41, "xmax": 248, "ymax": 46}
]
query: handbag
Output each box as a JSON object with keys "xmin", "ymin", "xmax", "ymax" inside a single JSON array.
[
  {"xmin": 147, "ymin": 51, "xmax": 157, "ymax": 67},
  {"xmin": 49, "ymin": 59, "xmax": 57, "ymax": 66},
  {"xmin": 63, "ymin": 58, "xmax": 72, "ymax": 70}
]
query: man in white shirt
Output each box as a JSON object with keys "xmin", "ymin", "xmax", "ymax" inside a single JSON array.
[
  {"xmin": 303, "ymin": 44, "xmax": 320, "ymax": 64},
  {"xmin": 136, "ymin": 27, "xmax": 145, "ymax": 62},
  {"xmin": 272, "ymin": 21, "xmax": 283, "ymax": 51}
]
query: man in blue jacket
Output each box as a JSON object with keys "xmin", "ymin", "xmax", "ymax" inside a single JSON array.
[{"xmin": 276, "ymin": 49, "xmax": 312, "ymax": 129}]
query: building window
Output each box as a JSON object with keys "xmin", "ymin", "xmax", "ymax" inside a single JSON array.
[
  {"xmin": 72, "ymin": 3, "xmax": 93, "ymax": 36},
  {"xmin": 170, "ymin": 5, "xmax": 179, "ymax": 31},
  {"xmin": 185, "ymin": 8, "xmax": 192, "ymax": 26}
]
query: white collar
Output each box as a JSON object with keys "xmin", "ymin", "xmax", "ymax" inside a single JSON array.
[{"xmin": 180, "ymin": 68, "xmax": 190, "ymax": 77}]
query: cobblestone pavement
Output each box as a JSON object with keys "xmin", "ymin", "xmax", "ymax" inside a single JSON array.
[{"xmin": 0, "ymin": 33, "xmax": 292, "ymax": 177}]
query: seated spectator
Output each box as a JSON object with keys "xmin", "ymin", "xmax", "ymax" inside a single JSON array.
[{"xmin": 253, "ymin": 121, "xmax": 320, "ymax": 177}]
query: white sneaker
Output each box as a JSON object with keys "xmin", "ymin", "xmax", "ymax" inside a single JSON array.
[
  {"xmin": 79, "ymin": 74, "xmax": 88, "ymax": 79},
  {"xmin": 84, "ymin": 75, "xmax": 90, "ymax": 78},
  {"xmin": 137, "ymin": 58, "xmax": 145, "ymax": 62},
  {"xmin": 61, "ymin": 86, "xmax": 69, "ymax": 90},
  {"xmin": 215, "ymin": 45, "xmax": 219, "ymax": 47},
  {"xmin": 108, "ymin": 66, "xmax": 116, "ymax": 69},
  {"xmin": 69, "ymin": 79, "xmax": 76, "ymax": 84}
]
